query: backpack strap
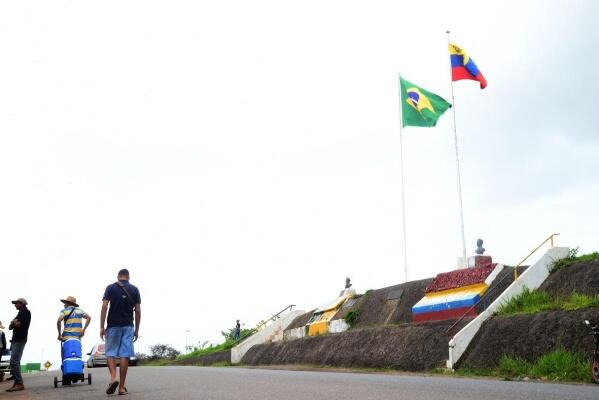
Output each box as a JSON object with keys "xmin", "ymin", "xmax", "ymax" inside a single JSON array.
[
  {"xmin": 115, "ymin": 281, "xmax": 136, "ymax": 309},
  {"xmin": 60, "ymin": 307, "xmax": 77, "ymax": 340},
  {"xmin": 64, "ymin": 307, "xmax": 77, "ymax": 324}
]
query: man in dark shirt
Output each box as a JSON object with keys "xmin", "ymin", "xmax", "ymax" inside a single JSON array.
[
  {"xmin": 6, "ymin": 298, "xmax": 31, "ymax": 392},
  {"xmin": 234, "ymin": 320, "xmax": 241, "ymax": 341},
  {"xmin": 0, "ymin": 321, "xmax": 6, "ymax": 382},
  {"xmin": 100, "ymin": 269, "xmax": 141, "ymax": 396}
]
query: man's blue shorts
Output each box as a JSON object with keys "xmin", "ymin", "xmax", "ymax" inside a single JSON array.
[{"xmin": 105, "ymin": 326, "xmax": 135, "ymax": 358}]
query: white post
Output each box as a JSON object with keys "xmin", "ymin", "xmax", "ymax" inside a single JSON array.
[
  {"xmin": 445, "ymin": 31, "xmax": 468, "ymax": 268},
  {"xmin": 398, "ymin": 73, "xmax": 409, "ymax": 282}
]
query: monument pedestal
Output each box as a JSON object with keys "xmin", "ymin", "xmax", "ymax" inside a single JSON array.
[{"xmin": 467, "ymin": 255, "xmax": 493, "ymax": 268}]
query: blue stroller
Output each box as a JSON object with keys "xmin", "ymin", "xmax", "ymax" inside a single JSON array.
[{"xmin": 53, "ymin": 338, "xmax": 91, "ymax": 388}]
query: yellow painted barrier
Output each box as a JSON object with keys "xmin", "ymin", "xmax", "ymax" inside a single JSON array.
[
  {"xmin": 307, "ymin": 310, "xmax": 337, "ymax": 336},
  {"xmin": 424, "ymin": 283, "xmax": 488, "ymax": 299},
  {"xmin": 307, "ymin": 321, "xmax": 329, "ymax": 336}
]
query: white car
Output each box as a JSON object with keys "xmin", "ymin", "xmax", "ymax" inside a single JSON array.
[
  {"xmin": 0, "ymin": 350, "xmax": 10, "ymax": 374},
  {"xmin": 86, "ymin": 344, "xmax": 136, "ymax": 368}
]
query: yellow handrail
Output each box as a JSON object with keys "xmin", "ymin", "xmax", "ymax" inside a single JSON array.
[{"xmin": 514, "ymin": 233, "xmax": 560, "ymax": 280}]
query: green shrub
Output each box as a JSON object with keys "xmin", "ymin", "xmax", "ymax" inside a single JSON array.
[
  {"xmin": 221, "ymin": 328, "xmax": 257, "ymax": 343},
  {"xmin": 497, "ymin": 354, "xmax": 530, "ymax": 377},
  {"xmin": 344, "ymin": 310, "xmax": 359, "ymax": 327},
  {"xmin": 468, "ymin": 350, "xmax": 592, "ymax": 383},
  {"xmin": 530, "ymin": 349, "xmax": 589, "ymax": 382}
]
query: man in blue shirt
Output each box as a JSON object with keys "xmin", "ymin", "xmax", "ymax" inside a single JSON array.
[{"xmin": 100, "ymin": 269, "xmax": 141, "ymax": 396}]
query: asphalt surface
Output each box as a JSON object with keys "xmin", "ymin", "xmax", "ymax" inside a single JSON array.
[{"xmin": 0, "ymin": 366, "xmax": 597, "ymax": 400}]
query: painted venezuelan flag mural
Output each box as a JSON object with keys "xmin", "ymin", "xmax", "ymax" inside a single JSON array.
[{"xmin": 412, "ymin": 263, "xmax": 503, "ymax": 323}]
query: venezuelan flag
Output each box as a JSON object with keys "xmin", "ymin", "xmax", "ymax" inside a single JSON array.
[
  {"xmin": 449, "ymin": 43, "xmax": 487, "ymax": 89},
  {"xmin": 412, "ymin": 283, "xmax": 488, "ymax": 323}
]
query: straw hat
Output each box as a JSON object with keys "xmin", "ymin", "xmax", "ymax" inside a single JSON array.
[{"xmin": 60, "ymin": 296, "xmax": 79, "ymax": 307}]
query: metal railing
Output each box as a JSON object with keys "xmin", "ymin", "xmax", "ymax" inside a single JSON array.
[
  {"xmin": 253, "ymin": 304, "xmax": 296, "ymax": 331},
  {"xmin": 513, "ymin": 233, "xmax": 559, "ymax": 280},
  {"xmin": 445, "ymin": 233, "xmax": 560, "ymax": 337},
  {"xmin": 235, "ymin": 304, "xmax": 296, "ymax": 344}
]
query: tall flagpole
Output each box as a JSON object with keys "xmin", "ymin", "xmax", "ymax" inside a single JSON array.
[
  {"xmin": 398, "ymin": 73, "xmax": 408, "ymax": 282},
  {"xmin": 445, "ymin": 30, "xmax": 468, "ymax": 268}
]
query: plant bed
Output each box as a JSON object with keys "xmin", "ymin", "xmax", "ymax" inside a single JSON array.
[{"xmin": 425, "ymin": 264, "xmax": 496, "ymax": 294}]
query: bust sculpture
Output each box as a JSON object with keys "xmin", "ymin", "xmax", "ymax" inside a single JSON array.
[
  {"xmin": 475, "ymin": 239, "xmax": 485, "ymax": 255},
  {"xmin": 345, "ymin": 277, "xmax": 352, "ymax": 289}
]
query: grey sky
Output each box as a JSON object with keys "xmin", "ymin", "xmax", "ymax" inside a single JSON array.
[{"xmin": 0, "ymin": 0, "xmax": 597, "ymax": 368}]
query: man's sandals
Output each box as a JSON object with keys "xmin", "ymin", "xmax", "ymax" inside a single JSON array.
[{"xmin": 106, "ymin": 380, "xmax": 119, "ymax": 395}]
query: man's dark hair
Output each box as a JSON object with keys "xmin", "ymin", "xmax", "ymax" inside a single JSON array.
[{"xmin": 118, "ymin": 268, "xmax": 130, "ymax": 278}]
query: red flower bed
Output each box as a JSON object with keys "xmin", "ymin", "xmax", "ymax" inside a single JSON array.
[{"xmin": 425, "ymin": 264, "xmax": 496, "ymax": 293}]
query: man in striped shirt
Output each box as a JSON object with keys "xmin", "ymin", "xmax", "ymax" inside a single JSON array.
[{"xmin": 57, "ymin": 296, "xmax": 91, "ymax": 341}]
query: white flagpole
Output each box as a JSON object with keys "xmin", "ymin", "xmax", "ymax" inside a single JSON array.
[
  {"xmin": 446, "ymin": 30, "xmax": 468, "ymax": 268},
  {"xmin": 398, "ymin": 73, "xmax": 409, "ymax": 282}
]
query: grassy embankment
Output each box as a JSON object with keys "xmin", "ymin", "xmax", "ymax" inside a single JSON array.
[
  {"xmin": 139, "ymin": 341, "xmax": 236, "ymax": 366},
  {"xmin": 496, "ymin": 251, "xmax": 599, "ymax": 316},
  {"xmin": 176, "ymin": 340, "xmax": 235, "ymax": 363},
  {"xmin": 452, "ymin": 251, "xmax": 599, "ymax": 383},
  {"xmin": 495, "ymin": 288, "xmax": 599, "ymax": 316},
  {"xmin": 141, "ymin": 328, "xmax": 257, "ymax": 366},
  {"xmin": 451, "ymin": 349, "xmax": 591, "ymax": 383}
]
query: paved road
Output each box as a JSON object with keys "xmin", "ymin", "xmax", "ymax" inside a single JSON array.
[{"xmin": 1, "ymin": 366, "xmax": 597, "ymax": 400}]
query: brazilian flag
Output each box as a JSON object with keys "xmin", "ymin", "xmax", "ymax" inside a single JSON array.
[{"xmin": 400, "ymin": 77, "xmax": 452, "ymax": 128}]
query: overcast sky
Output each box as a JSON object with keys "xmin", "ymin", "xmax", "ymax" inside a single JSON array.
[{"xmin": 1, "ymin": 0, "xmax": 598, "ymax": 368}]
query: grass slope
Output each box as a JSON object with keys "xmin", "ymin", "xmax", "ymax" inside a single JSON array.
[
  {"xmin": 550, "ymin": 250, "xmax": 599, "ymax": 273},
  {"xmin": 492, "ymin": 349, "xmax": 592, "ymax": 382},
  {"xmin": 496, "ymin": 251, "xmax": 599, "ymax": 316},
  {"xmin": 496, "ymin": 287, "xmax": 599, "ymax": 316},
  {"xmin": 178, "ymin": 340, "xmax": 235, "ymax": 361},
  {"xmin": 455, "ymin": 350, "xmax": 591, "ymax": 383}
]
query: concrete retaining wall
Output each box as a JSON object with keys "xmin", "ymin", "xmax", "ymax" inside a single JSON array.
[
  {"xmin": 283, "ymin": 327, "xmax": 306, "ymax": 341},
  {"xmin": 242, "ymin": 319, "xmax": 469, "ymax": 371}
]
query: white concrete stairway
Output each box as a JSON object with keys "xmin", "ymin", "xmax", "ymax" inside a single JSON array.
[
  {"xmin": 231, "ymin": 309, "xmax": 304, "ymax": 364},
  {"xmin": 446, "ymin": 246, "xmax": 570, "ymax": 369}
]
